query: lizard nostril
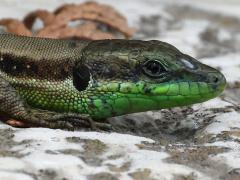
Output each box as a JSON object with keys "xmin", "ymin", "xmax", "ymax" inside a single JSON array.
[
  {"xmin": 213, "ymin": 76, "xmax": 219, "ymax": 83},
  {"xmin": 209, "ymin": 73, "xmax": 222, "ymax": 85}
]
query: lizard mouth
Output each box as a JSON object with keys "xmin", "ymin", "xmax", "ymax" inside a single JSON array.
[
  {"xmin": 85, "ymin": 67, "xmax": 226, "ymax": 119},
  {"xmin": 87, "ymin": 79, "xmax": 226, "ymax": 119},
  {"xmin": 151, "ymin": 71, "xmax": 226, "ymax": 97},
  {"xmin": 92, "ymin": 71, "xmax": 226, "ymax": 98}
]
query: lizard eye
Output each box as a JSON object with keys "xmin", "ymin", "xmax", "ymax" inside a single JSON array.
[{"xmin": 142, "ymin": 60, "xmax": 166, "ymax": 78}]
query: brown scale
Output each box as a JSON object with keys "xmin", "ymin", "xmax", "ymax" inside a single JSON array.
[
  {"xmin": 0, "ymin": 54, "xmax": 74, "ymax": 80},
  {"xmin": 0, "ymin": 34, "xmax": 89, "ymax": 81}
]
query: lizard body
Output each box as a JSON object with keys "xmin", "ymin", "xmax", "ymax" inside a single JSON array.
[{"xmin": 0, "ymin": 34, "xmax": 226, "ymax": 129}]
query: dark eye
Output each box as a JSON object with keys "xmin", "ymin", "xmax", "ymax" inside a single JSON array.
[{"xmin": 142, "ymin": 60, "xmax": 166, "ymax": 78}]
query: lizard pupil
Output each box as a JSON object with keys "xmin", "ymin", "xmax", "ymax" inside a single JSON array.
[
  {"xmin": 148, "ymin": 62, "xmax": 159, "ymax": 74},
  {"xmin": 142, "ymin": 60, "xmax": 166, "ymax": 78}
]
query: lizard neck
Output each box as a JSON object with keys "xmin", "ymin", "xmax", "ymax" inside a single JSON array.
[{"xmin": 5, "ymin": 76, "xmax": 88, "ymax": 115}]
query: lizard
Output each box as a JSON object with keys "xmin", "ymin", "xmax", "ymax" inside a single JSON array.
[{"xmin": 0, "ymin": 34, "xmax": 226, "ymax": 130}]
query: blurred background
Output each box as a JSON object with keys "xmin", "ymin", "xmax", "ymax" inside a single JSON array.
[{"xmin": 0, "ymin": 1, "xmax": 240, "ymax": 180}]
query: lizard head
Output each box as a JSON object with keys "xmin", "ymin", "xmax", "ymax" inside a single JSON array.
[{"xmin": 74, "ymin": 40, "xmax": 226, "ymax": 118}]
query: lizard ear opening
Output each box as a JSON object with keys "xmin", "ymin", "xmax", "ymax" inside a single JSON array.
[{"xmin": 73, "ymin": 64, "xmax": 91, "ymax": 91}]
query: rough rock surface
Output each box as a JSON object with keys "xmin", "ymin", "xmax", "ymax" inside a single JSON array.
[{"xmin": 0, "ymin": 0, "xmax": 240, "ymax": 179}]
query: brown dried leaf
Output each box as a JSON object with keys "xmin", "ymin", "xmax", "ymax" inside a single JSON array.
[
  {"xmin": 23, "ymin": 10, "xmax": 56, "ymax": 29},
  {"xmin": 38, "ymin": 22, "xmax": 114, "ymax": 40},
  {"xmin": 0, "ymin": 1, "xmax": 134, "ymax": 40},
  {"xmin": 54, "ymin": 4, "xmax": 76, "ymax": 15},
  {"xmin": 0, "ymin": 18, "xmax": 32, "ymax": 36},
  {"xmin": 39, "ymin": 1, "xmax": 135, "ymax": 38}
]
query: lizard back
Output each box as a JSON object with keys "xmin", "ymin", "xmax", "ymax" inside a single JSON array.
[{"xmin": 0, "ymin": 34, "xmax": 88, "ymax": 81}]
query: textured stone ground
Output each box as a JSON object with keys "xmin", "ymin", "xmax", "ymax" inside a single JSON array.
[{"xmin": 0, "ymin": 0, "xmax": 240, "ymax": 179}]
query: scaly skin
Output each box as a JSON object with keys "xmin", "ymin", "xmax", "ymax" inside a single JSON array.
[{"xmin": 0, "ymin": 34, "xmax": 226, "ymax": 130}]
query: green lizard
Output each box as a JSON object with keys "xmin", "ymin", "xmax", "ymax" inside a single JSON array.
[{"xmin": 0, "ymin": 34, "xmax": 226, "ymax": 130}]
